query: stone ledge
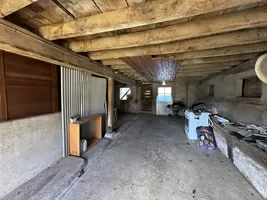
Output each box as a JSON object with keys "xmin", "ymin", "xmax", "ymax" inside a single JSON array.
[
  {"xmin": 2, "ymin": 156, "xmax": 86, "ymax": 200},
  {"xmin": 213, "ymin": 121, "xmax": 267, "ymax": 198}
]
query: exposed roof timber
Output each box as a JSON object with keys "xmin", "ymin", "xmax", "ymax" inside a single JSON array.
[
  {"xmin": 0, "ymin": 0, "xmax": 36, "ymax": 18},
  {"xmin": 160, "ymin": 43, "xmax": 267, "ymax": 60},
  {"xmin": 110, "ymin": 65, "xmax": 132, "ymax": 69},
  {"xmin": 180, "ymin": 61, "xmax": 241, "ymax": 68},
  {"xmin": 89, "ymin": 28, "xmax": 267, "ymax": 60},
  {"xmin": 180, "ymin": 53, "xmax": 259, "ymax": 65},
  {"xmin": 0, "ymin": 18, "xmax": 136, "ymax": 85},
  {"xmin": 178, "ymin": 67, "xmax": 237, "ymax": 73},
  {"xmin": 70, "ymin": 6, "xmax": 267, "ymax": 52},
  {"xmin": 119, "ymin": 69, "xmax": 136, "ymax": 72},
  {"xmin": 101, "ymin": 53, "xmax": 258, "ymax": 66},
  {"xmin": 177, "ymin": 70, "xmax": 225, "ymax": 74},
  {"xmin": 102, "ymin": 59, "xmax": 126, "ymax": 65},
  {"xmin": 176, "ymin": 73, "xmax": 215, "ymax": 77},
  {"xmin": 180, "ymin": 67, "xmax": 232, "ymax": 71},
  {"xmin": 175, "ymin": 77, "xmax": 206, "ymax": 81},
  {"xmin": 203, "ymin": 56, "xmax": 261, "ymax": 82},
  {"xmin": 39, "ymin": 0, "xmax": 264, "ymax": 40}
]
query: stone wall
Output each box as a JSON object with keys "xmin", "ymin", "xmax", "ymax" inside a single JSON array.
[{"xmin": 198, "ymin": 69, "xmax": 267, "ymax": 126}]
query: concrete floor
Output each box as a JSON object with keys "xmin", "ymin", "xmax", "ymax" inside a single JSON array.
[{"xmin": 63, "ymin": 114, "xmax": 263, "ymax": 200}]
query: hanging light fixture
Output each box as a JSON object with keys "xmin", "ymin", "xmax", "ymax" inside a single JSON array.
[{"xmin": 162, "ymin": 81, "xmax": 166, "ymax": 86}]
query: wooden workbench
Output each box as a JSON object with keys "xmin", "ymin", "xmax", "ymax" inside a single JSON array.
[{"xmin": 69, "ymin": 114, "xmax": 102, "ymax": 156}]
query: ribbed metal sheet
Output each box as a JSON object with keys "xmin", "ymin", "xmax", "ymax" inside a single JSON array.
[{"xmin": 61, "ymin": 67, "xmax": 107, "ymax": 156}]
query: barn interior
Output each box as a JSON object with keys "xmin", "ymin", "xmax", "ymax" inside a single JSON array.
[{"xmin": 0, "ymin": 0, "xmax": 267, "ymax": 199}]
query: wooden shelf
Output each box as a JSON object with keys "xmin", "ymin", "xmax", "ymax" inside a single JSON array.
[
  {"xmin": 87, "ymin": 138, "xmax": 101, "ymax": 149},
  {"xmin": 69, "ymin": 114, "xmax": 102, "ymax": 156}
]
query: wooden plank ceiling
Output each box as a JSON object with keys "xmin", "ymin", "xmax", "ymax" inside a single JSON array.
[{"xmin": 3, "ymin": 0, "xmax": 267, "ymax": 83}]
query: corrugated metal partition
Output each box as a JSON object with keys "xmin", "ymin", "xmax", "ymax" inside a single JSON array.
[{"xmin": 61, "ymin": 67, "xmax": 107, "ymax": 156}]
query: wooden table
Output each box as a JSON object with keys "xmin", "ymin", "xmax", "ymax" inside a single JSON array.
[{"xmin": 69, "ymin": 114, "xmax": 102, "ymax": 156}]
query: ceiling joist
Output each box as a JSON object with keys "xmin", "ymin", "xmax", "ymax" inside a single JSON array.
[
  {"xmin": 39, "ymin": 0, "xmax": 265, "ymax": 40},
  {"xmin": 0, "ymin": 0, "xmax": 36, "ymax": 18},
  {"xmin": 180, "ymin": 61, "xmax": 241, "ymax": 68},
  {"xmin": 180, "ymin": 53, "xmax": 259, "ymax": 65},
  {"xmin": 110, "ymin": 65, "xmax": 132, "ymax": 69},
  {"xmin": 102, "ymin": 59, "xmax": 126, "ymax": 65},
  {"xmin": 160, "ymin": 43, "xmax": 267, "ymax": 60},
  {"xmin": 69, "ymin": 6, "xmax": 267, "ymax": 52},
  {"xmin": 89, "ymin": 28, "xmax": 267, "ymax": 60}
]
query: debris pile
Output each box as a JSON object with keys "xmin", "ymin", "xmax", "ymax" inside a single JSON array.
[{"xmin": 212, "ymin": 114, "xmax": 267, "ymax": 152}]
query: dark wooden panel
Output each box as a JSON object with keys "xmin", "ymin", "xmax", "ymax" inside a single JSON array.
[
  {"xmin": 141, "ymin": 84, "xmax": 152, "ymax": 111},
  {"xmin": 0, "ymin": 51, "xmax": 8, "ymax": 120},
  {"xmin": 242, "ymin": 76, "xmax": 262, "ymax": 98},
  {"xmin": 5, "ymin": 77, "xmax": 52, "ymax": 87},
  {"xmin": 1, "ymin": 51, "xmax": 59, "ymax": 120},
  {"xmin": 4, "ymin": 51, "xmax": 52, "ymax": 79},
  {"xmin": 6, "ymin": 86, "xmax": 53, "ymax": 119}
]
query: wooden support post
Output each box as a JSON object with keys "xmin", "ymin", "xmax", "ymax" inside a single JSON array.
[
  {"xmin": 0, "ymin": 51, "xmax": 7, "ymax": 120},
  {"xmin": 107, "ymin": 78, "xmax": 114, "ymax": 133}
]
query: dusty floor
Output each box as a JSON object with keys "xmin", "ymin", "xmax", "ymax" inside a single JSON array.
[{"xmin": 63, "ymin": 114, "xmax": 263, "ymax": 200}]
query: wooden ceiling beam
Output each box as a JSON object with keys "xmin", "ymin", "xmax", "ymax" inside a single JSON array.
[
  {"xmin": 159, "ymin": 43, "xmax": 267, "ymax": 60},
  {"xmin": 89, "ymin": 28, "xmax": 267, "ymax": 60},
  {"xmin": 70, "ymin": 6, "xmax": 267, "ymax": 52},
  {"xmin": 203, "ymin": 57, "xmax": 260, "ymax": 82},
  {"xmin": 101, "ymin": 59, "xmax": 126, "ymax": 65},
  {"xmin": 0, "ymin": 19, "xmax": 136, "ymax": 85},
  {"xmin": 180, "ymin": 61, "xmax": 241, "ymax": 68},
  {"xmin": 110, "ymin": 65, "xmax": 132, "ymax": 69},
  {"xmin": 104, "ymin": 53, "xmax": 258, "ymax": 66},
  {"xmin": 0, "ymin": 0, "xmax": 37, "ymax": 18},
  {"xmin": 176, "ymin": 73, "xmax": 215, "ymax": 77},
  {"xmin": 119, "ymin": 69, "xmax": 136, "ymax": 72},
  {"xmin": 180, "ymin": 67, "xmax": 231, "ymax": 71},
  {"xmin": 180, "ymin": 53, "xmax": 258, "ymax": 65},
  {"xmin": 39, "ymin": 0, "xmax": 264, "ymax": 40},
  {"xmin": 179, "ymin": 69, "xmax": 226, "ymax": 73},
  {"xmin": 177, "ymin": 71, "xmax": 220, "ymax": 75}
]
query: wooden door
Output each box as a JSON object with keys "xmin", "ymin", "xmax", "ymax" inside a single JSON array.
[{"xmin": 141, "ymin": 84, "xmax": 152, "ymax": 111}]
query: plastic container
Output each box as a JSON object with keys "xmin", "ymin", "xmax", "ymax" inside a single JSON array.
[{"xmin": 80, "ymin": 139, "xmax": 87, "ymax": 154}]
